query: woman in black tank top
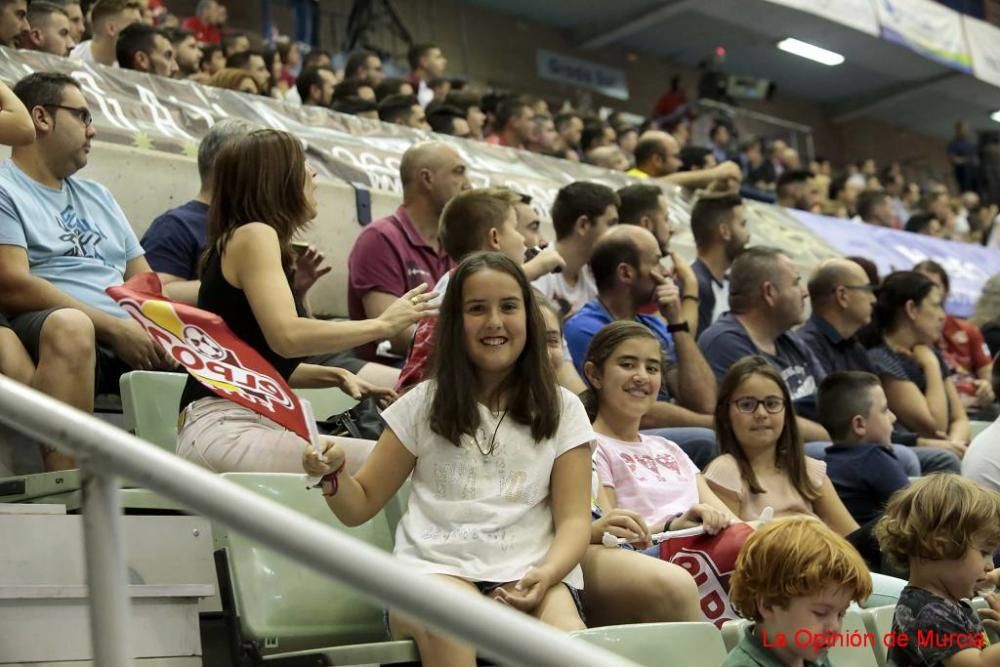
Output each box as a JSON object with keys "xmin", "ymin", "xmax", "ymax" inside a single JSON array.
[{"xmin": 176, "ymin": 129, "xmax": 438, "ymax": 474}]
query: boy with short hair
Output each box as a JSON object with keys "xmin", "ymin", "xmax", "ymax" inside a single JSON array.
[
  {"xmin": 817, "ymin": 371, "xmax": 910, "ymax": 526},
  {"xmin": 875, "ymin": 475, "xmax": 1000, "ymax": 666},
  {"xmin": 396, "ymin": 187, "xmax": 562, "ymax": 390},
  {"xmin": 724, "ymin": 516, "xmax": 873, "ymax": 667}
]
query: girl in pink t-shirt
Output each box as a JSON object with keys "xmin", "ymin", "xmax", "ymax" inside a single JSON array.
[{"xmin": 583, "ymin": 320, "xmax": 736, "ymax": 533}]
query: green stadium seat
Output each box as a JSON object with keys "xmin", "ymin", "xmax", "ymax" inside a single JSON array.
[
  {"xmin": 120, "ymin": 371, "xmax": 187, "ymax": 452},
  {"xmin": 863, "ymin": 573, "xmax": 907, "ymax": 609},
  {"xmin": 826, "ymin": 608, "xmax": 880, "ymax": 667},
  {"xmin": 861, "ymin": 605, "xmax": 894, "ymax": 667},
  {"xmin": 570, "ymin": 622, "xmax": 727, "ymax": 667},
  {"xmin": 721, "ymin": 618, "xmax": 747, "ymax": 651},
  {"xmin": 214, "ymin": 473, "xmax": 417, "ymax": 664}
]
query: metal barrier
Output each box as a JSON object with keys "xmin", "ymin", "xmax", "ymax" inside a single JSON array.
[{"xmin": 0, "ymin": 375, "xmax": 637, "ymax": 667}]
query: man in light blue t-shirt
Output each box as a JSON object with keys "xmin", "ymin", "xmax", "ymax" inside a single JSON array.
[{"xmin": 0, "ymin": 72, "xmax": 171, "ymax": 469}]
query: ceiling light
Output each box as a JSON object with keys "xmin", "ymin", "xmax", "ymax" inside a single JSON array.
[
  {"xmin": 991, "ymin": 110, "xmax": 1000, "ymax": 123},
  {"xmin": 777, "ymin": 38, "xmax": 845, "ymax": 66}
]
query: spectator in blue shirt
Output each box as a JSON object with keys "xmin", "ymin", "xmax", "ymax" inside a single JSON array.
[
  {"xmin": 698, "ymin": 246, "xmax": 830, "ymax": 442},
  {"xmin": 816, "ymin": 371, "xmax": 909, "ymax": 528},
  {"xmin": 563, "ymin": 225, "xmax": 718, "ymax": 467},
  {"xmin": 142, "ymin": 119, "xmax": 401, "ymax": 389},
  {"xmin": 0, "ymin": 72, "xmax": 173, "ymax": 470},
  {"xmin": 688, "ymin": 191, "xmax": 748, "ymax": 339},
  {"xmin": 142, "ymin": 118, "xmax": 257, "ymax": 305}
]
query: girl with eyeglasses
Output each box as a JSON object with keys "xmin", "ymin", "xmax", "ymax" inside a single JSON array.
[
  {"xmin": 703, "ymin": 356, "xmax": 859, "ymax": 538},
  {"xmin": 312, "ymin": 253, "xmax": 593, "ymax": 665},
  {"xmin": 583, "ymin": 320, "xmax": 736, "ymax": 538}
]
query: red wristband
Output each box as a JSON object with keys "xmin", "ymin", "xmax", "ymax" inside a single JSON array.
[{"xmin": 320, "ymin": 462, "xmax": 346, "ymax": 497}]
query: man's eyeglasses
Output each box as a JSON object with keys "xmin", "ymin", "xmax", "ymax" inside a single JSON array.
[
  {"xmin": 732, "ymin": 396, "xmax": 786, "ymax": 414},
  {"xmin": 45, "ymin": 105, "xmax": 93, "ymax": 128}
]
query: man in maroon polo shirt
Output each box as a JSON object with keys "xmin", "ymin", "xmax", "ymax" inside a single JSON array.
[{"xmin": 348, "ymin": 141, "xmax": 471, "ymax": 362}]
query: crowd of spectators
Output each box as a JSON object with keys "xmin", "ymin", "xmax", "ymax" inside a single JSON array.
[
  {"xmin": 4, "ymin": 0, "xmax": 1000, "ymax": 664},
  {"xmin": 5, "ymin": 0, "xmax": 991, "ymax": 250}
]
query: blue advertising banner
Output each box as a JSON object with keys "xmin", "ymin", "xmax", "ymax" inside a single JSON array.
[
  {"xmin": 792, "ymin": 211, "xmax": 1000, "ymax": 318},
  {"xmin": 874, "ymin": 0, "xmax": 973, "ymax": 73}
]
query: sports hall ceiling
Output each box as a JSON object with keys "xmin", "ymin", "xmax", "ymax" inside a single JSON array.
[{"xmin": 462, "ymin": 0, "xmax": 1000, "ymax": 140}]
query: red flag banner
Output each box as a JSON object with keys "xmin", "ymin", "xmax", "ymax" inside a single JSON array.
[
  {"xmin": 659, "ymin": 523, "xmax": 754, "ymax": 628},
  {"xmin": 107, "ymin": 272, "xmax": 313, "ymax": 443}
]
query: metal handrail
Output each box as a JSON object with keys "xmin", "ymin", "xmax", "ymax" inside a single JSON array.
[{"xmin": 0, "ymin": 375, "xmax": 638, "ymax": 667}]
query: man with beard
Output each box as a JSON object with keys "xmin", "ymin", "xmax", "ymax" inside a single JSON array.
[
  {"xmin": 0, "ymin": 73, "xmax": 172, "ymax": 470},
  {"xmin": 164, "ymin": 27, "xmax": 202, "ymax": 79},
  {"xmin": 617, "ymin": 182, "xmax": 700, "ymax": 326},
  {"xmin": 21, "ymin": 2, "xmax": 74, "ymax": 57},
  {"xmin": 0, "ymin": 0, "xmax": 26, "ymax": 48},
  {"xmin": 563, "ymin": 225, "xmax": 719, "ymax": 466},
  {"xmin": 698, "ymin": 247, "xmax": 830, "ymax": 442},
  {"xmin": 689, "ymin": 192, "xmax": 749, "ymax": 338}
]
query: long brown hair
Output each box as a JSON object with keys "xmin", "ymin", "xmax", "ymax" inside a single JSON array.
[
  {"xmin": 581, "ymin": 320, "xmax": 663, "ymax": 422},
  {"xmin": 207, "ymin": 68, "xmax": 259, "ymax": 93},
  {"xmin": 428, "ymin": 252, "xmax": 560, "ymax": 444},
  {"xmin": 204, "ymin": 129, "xmax": 312, "ymax": 273},
  {"xmin": 714, "ymin": 356, "xmax": 817, "ymax": 500}
]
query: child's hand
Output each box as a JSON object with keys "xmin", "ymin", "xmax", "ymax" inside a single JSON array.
[
  {"xmin": 491, "ymin": 566, "xmax": 554, "ymax": 613},
  {"xmin": 979, "ymin": 592, "xmax": 1000, "ymax": 631},
  {"xmin": 592, "ymin": 509, "xmax": 651, "ymax": 547},
  {"xmin": 677, "ymin": 503, "xmax": 733, "ymax": 535},
  {"xmin": 303, "ymin": 438, "xmax": 345, "ymax": 477}
]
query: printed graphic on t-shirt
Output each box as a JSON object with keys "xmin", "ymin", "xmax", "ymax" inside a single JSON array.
[
  {"xmin": 57, "ymin": 205, "xmax": 107, "ymax": 261},
  {"xmin": 619, "ymin": 450, "xmax": 683, "ymax": 482}
]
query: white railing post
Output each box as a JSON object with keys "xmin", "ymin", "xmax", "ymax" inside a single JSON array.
[
  {"xmin": 0, "ymin": 376, "xmax": 638, "ymax": 667},
  {"xmin": 81, "ymin": 465, "xmax": 131, "ymax": 667}
]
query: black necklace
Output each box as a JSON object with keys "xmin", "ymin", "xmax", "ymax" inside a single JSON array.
[{"xmin": 474, "ymin": 408, "xmax": 508, "ymax": 457}]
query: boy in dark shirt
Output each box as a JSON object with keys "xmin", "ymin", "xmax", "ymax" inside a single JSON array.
[
  {"xmin": 816, "ymin": 371, "xmax": 909, "ymax": 526},
  {"xmin": 875, "ymin": 475, "xmax": 1000, "ymax": 667}
]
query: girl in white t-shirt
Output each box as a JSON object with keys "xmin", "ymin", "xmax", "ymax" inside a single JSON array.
[
  {"xmin": 311, "ymin": 252, "xmax": 593, "ymax": 666},
  {"xmin": 583, "ymin": 320, "xmax": 736, "ymax": 534}
]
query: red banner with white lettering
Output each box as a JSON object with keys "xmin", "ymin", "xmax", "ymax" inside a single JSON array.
[
  {"xmin": 106, "ymin": 272, "xmax": 313, "ymax": 443},
  {"xmin": 659, "ymin": 523, "xmax": 753, "ymax": 628}
]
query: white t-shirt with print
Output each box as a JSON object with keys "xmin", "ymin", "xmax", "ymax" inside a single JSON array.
[
  {"xmin": 532, "ymin": 265, "xmax": 597, "ymax": 318},
  {"xmin": 382, "ymin": 381, "xmax": 595, "ymax": 587}
]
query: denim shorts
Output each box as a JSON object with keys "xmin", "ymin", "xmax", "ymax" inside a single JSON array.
[{"xmin": 383, "ymin": 580, "xmax": 585, "ymax": 637}]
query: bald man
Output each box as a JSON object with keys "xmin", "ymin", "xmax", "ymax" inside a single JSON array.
[
  {"xmin": 347, "ymin": 141, "xmax": 471, "ymax": 361},
  {"xmin": 799, "ymin": 258, "xmax": 876, "ymax": 377},
  {"xmin": 798, "ymin": 257, "xmax": 962, "ymax": 475},
  {"xmin": 587, "ymin": 145, "xmax": 629, "ymax": 171},
  {"xmin": 563, "ymin": 224, "xmax": 719, "ymax": 466},
  {"xmin": 629, "ymin": 130, "xmax": 742, "ymax": 192}
]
